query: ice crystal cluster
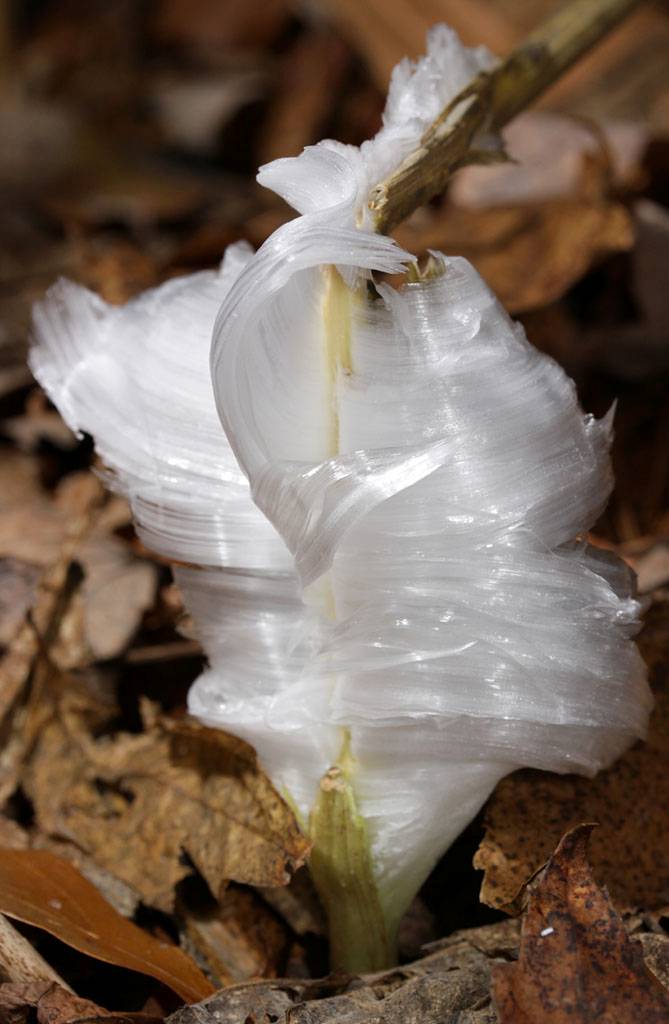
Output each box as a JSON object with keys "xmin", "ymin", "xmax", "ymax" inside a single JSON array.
[{"xmin": 31, "ymin": 26, "xmax": 651, "ymax": 942}]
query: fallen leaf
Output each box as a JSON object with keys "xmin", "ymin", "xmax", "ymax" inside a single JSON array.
[
  {"xmin": 256, "ymin": 867, "xmax": 325, "ymax": 938},
  {"xmin": 0, "ymin": 980, "xmax": 162, "ymax": 1024},
  {"xmin": 394, "ymin": 196, "xmax": 633, "ymax": 314},
  {"xmin": 0, "ymin": 912, "xmax": 70, "ymax": 989},
  {"xmin": 182, "ymin": 885, "xmax": 289, "ymax": 985},
  {"xmin": 0, "ymin": 558, "xmax": 41, "ymax": 647},
  {"xmin": 586, "ymin": 199, "xmax": 669, "ymax": 380},
  {"xmin": 30, "ymin": 835, "xmax": 139, "ymax": 919},
  {"xmin": 75, "ymin": 536, "xmax": 156, "ymax": 662},
  {"xmin": 258, "ymin": 31, "xmax": 350, "ymax": 164},
  {"xmin": 450, "ymin": 113, "xmax": 647, "ymax": 209},
  {"xmin": 167, "ymin": 921, "xmax": 513, "ymax": 1023},
  {"xmin": 166, "ymin": 910, "xmax": 669, "ymax": 1024},
  {"xmin": 150, "ymin": 0, "xmax": 290, "ymax": 53},
  {"xmin": 626, "ymin": 541, "xmax": 669, "ymax": 593},
  {"xmin": 0, "ymin": 849, "xmax": 213, "ymax": 1004},
  {"xmin": 491, "ymin": 825, "xmax": 669, "ymax": 1023},
  {"xmin": 475, "ymin": 593, "xmax": 669, "ymax": 912},
  {"xmin": 0, "ymin": 554, "xmax": 88, "ymax": 806},
  {"xmin": 4, "ymin": 389, "xmax": 76, "ymax": 453},
  {"xmin": 325, "ymin": 0, "xmax": 669, "ymax": 135},
  {"xmin": 25, "ymin": 703, "xmax": 310, "ymax": 912},
  {"xmin": 0, "ymin": 455, "xmax": 157, "ymax": 663},
  {"xmin": 324, "ymin": 0, "xmax": 515, "ymax": 93}
]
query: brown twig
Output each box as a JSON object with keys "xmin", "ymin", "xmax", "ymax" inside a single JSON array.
[{"xmin": 369, "ymin": 0, "xmax": 642, "ymax": 234}]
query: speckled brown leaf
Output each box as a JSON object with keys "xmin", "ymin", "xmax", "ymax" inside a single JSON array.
[
  {"xmin": 0, "ymin": 849, "xmax": 213, "ymax": 1004},
  {"xmin": 475, "ymin": 593, "xmax": 669, "ymax": 912},
  {"xmin": 24, "ymin": 702, "xmax": 310, "ymax": 911},
  {"xmin": 491, "ymin": 825, "xmax": 669, "ymax": 1023}
]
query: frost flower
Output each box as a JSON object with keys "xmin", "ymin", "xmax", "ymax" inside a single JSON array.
[{"xmin": 31, "ymin": 25, "xmax": 651, "ymax": 972}]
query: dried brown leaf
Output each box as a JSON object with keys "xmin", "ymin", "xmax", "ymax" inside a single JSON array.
[
  {"xmin": 0, "ymin": 849, "xmax": 213, "ymax": 1004},
  {"xmin": 475, "ymin": 595, "xmax": 669, "ymax": 912},
  {"xmin": 166, "ymin": 912, "xmax": 669, "ymax": 1024},
  {"xmin": 151, "ymin": 0, "xmax": 290, "ymax": 53},
  {"xmin": 394, "ymin": 197, "xmax": 633, "ymax": 314},
  {"xmin": 491, "ymin": 825, "xmax": 669, "ymax": 1023},
  {"xmin": 0, "ymin": 913, "xmax": 70, "ymax": 988},
  {"xmin": 167, "ymin": 921, "xmax": 510, "ymax": 1024},
  {"xmin": 258, "ymin": 31, "xmax": 350, "ymax": 165},
  {"xmin": 25, "ymin": 705, "xmax": 310, "ymax": 912},
  {"xmin": 0, "ymin": 980, "xmax": 162, "ymax": 1024},
  {"xmin": 182, "ymin": 886, "xmax": 289, "ymax": 985},
  {"xmin": 0, "ymin": 555, "xmax": 87, "ymax": 806},
  {"xmin": 0, "ymin": 558, "xmax": 41, "ymax": 647},
  {"xmin": 327, "ymin": 0, "xmax": 669, "ymax": 134},
  {"xmin": 627, "ymin": 542, "xmax": 669, "ymax": 594},
  {"xmin": 325, "ymin": 0, "xmax": 515, "ymax": 93},
  {"xmin": 0, "ymin": 455, "xmax": 156, "ymax": 663},
  {"xmin": 30, "ymin": 836, "xmax": 139, "ymax": 919}
]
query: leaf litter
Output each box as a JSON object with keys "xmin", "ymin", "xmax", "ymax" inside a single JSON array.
[{"xmin": 491, "ymin": 825, "xmax": 669, "ymax": 1023}]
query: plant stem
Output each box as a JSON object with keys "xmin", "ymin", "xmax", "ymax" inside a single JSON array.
[
  {"xmin": 369, "ymin": 0, "xmax": 641, "ymax": 234},
  {"xmin": 309, "ymin": 737, "xmax": 395, "ymax": 973}
]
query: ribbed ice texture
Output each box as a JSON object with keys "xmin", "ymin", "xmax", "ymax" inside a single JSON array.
[
  {"xmin": 30, "ymin": 247, "xmax": 344, "ymax": 815},
  {"xmin": 31, "ymin": 22, "xmax": 651, "ymax": 938},
  {"xmin": 30, "ymin": 244, "xmax": 291, "ymax": 571},
  {"xmin": 211, "ymin": 245, "xmax": 650, "ymax": 926},
  {"xmin": 210, "ymin": 29, "xmax": 651, "ymax": 929}
]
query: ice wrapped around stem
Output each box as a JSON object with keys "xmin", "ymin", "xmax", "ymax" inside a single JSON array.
[
  {"xmin": 211, "ymin": 24, "xmax": 651, "ymax": 948},
  {"xmin": 31, "ymin": 24, "xmax": 651, "ymax": 970}
]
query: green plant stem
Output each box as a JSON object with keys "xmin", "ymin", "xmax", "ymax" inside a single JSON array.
[
  {"xmin": 309, "ymin": 742, "xmax": 395, "ymax": 973},
  {"xmin": 369, "ymin": 0, "xmax": 641, "ymax": 234}
]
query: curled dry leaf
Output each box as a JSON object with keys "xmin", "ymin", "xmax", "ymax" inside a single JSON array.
[
  {"xmin": 491, "ymin": 825, "xmax": 669, "ymax": 1023},
  {"xmin": 0, "ymin": 849, "xmax": 213, "ymax": 1004},
  {"xmin": 24, "ymin": 701, "xmax": 310, "ymax": 912},
  {"xmin": 475, "ymin": 594, "xmax": 669, "ymax": 912}
]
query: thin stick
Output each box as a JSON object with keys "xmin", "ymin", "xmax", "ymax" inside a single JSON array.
[{"xmin": 369, "ymin": 0, "xmax": 642, "ymax": 234}]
